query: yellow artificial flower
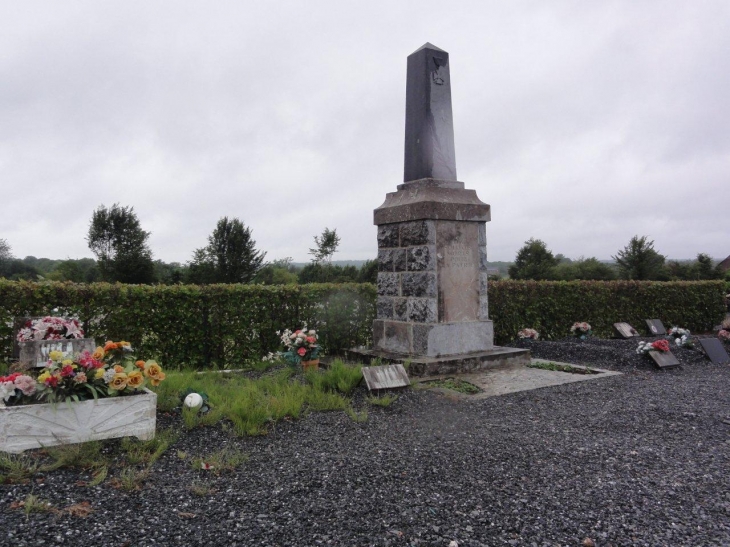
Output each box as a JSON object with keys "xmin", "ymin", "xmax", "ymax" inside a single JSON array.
[
  {"xmin": 49, "ymin": 350, "xmax": 64, "ymax": 362},
  {"xmin": 143, "ymin": 361, "xmax": 164, "ymax": 380},
  {"xmin": 119, "ymin": 341, "xmax": 131, "ymax": 348},
  {"xmin": 38, "ymin": 371, "xmax": 51, "ymax": 382},
  {"xmin": 92, "ymin": 347, "xmax": 105, "ymax": 360},
  {"xmin": 62, "ymin": 359, "xmax": 73, "ymax": 366},
  {"xmin": 126, "ymin": 370, "xmax": 144, "ymax": 389},
  {"xmin": 95, "ymin": 368, "xmax": 106, "ymax": 379},
  {"xmin": 149, "ymin": 373, "xmax": 166, "ymax": 387},
  {"xmin": 108, "ymin": 373, "xmax": 128, "ymax": 391}
]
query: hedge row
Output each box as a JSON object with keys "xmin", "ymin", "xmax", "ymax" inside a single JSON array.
[
  {"xmin": 488, "ymin": 280, "xmax": 727, "ymax": 343},
  {"xmin": 0, "ymin": 280, "xmax": 725, "ymax": 367},
  {"xmin": 0, "ymin": 281, "xmax": 376, "ymax": 368}
]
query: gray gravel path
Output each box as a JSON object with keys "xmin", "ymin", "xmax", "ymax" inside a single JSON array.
[{"xmin": 1, "ymin": 337, "xmax": 729, "ymax": 546}]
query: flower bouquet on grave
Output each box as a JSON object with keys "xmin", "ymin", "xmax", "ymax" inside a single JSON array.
[
  {"xmin": 0, "ymin": 340, "xmax": 167, "ymax": 407},
  {"xmin": 570, "ymin": 322, "xmax": 592, "ymax": 339},
  {"xmin": 636, "ymin": 339, "xmax": 670, "ymax": 356},
  {"xmin": 279, "ymin": 327, "xmax": 321, "ymax": 371},
  {"xmin": 16, "ymin": 316, "xmax": 84, "ymax": 342},
  {"xmin": 517, "ymin": 328, "xmax": 539, "ymax": 340},
  {"xmin": 667, "ymin": 326, "xmax": 694, "ymax": 349}
]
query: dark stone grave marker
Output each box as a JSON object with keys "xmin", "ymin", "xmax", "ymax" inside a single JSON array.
[
  {"xmin": 648, "ymin": 350, "xmax": 680, "ymax": 369},
  {"xmin": 645, "ymin": 319, "xmax": 666, "ymax": 336},
  {"xmin": 698, "ymin": 338, "xmax": 730, "ymax": 365},
  {"xmin": 613, "ymin": 322, "xmax": 639, "ymax": 339}
]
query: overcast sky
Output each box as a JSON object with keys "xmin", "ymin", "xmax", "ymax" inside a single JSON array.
[{"xmin": 1, "ymin": 1, "xmax": 728, "ymax": 264}]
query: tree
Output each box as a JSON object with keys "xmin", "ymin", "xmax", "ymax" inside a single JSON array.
[
  {"xmin": 508, "ymin": 239, "xmax": 559, "ymax": 280},
  {"xmin": 554, "ymin": 257, "xmax": 616, "ymax": 280},
  {"xmin": 253, "ymin": 258, "xmax": 299, "ymax": 285},
  {"xmin": 0, "ymin": 239, "xmax": 13, "ymax": 277},
  {"xmin": 87, "ymin": 204, "xmax": 156, "ymax": 284},
  {"xmin": 693, "ymin": 253, "xmax": 723, "ymax": 280},
  {"xmin": 309, "ymin": 228, "xmax": 340, "ymax": 264},
  {"xmin": 188, "ymin": 217, "xmax": 266, "ymax": 284},
  {"xmin": 612, "ymin": 236, "xmax": 666, "ymax": 280}
]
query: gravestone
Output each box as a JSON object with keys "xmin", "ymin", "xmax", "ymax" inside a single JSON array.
[
  {"xmin": 648, "ymin": 350, "xmax": 680, "ymax": 369},
  {"xmin": 698, "ymin": 338, "xmax": 730, "ymax": 365},
  {"xmin": 349, "ymin": 43, "xmax": 529, "ymax": 376},
  {"xmin": 361, "ymin": 364, "xmax": 410, "ymax": 391},
  {"xmin": 613, "ymin": 322, "xmax": 639, "ymax": 339},
  {"xmin": 645, "ymin": 319, "xmax": 666, "ymax": 336}
]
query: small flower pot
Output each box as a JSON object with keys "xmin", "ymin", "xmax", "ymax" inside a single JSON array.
[
  {"xmin": 0, "ymin": 389, "xmax": 157, "ymax": 454},
  {"xmin": 301, "ymin": 359, "xmax": 320, "ymax": 372}
]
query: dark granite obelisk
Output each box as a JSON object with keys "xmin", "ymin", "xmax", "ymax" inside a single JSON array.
[
  {"xmin": 404, "ymin": 43, "xmax": 457, "ymax": 182},
  {"xmin": 352, "ymin": 43, "xmax": 529, "ymax": 376}
]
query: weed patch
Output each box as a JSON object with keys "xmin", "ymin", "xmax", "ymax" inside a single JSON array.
[{"xmin": 422, "ymin": 378, "xmax": 481, "ymax": 394}]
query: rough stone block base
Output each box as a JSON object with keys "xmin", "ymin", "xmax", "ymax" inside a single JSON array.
[{"xmin": 347, "ymin": 346, "xmax": 530, "ymax": 377}]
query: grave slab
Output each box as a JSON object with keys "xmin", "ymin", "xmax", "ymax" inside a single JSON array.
[
  {"xmin": 645, "ymin": 319, "xmax": 667, "ymax": 336},
  {"xmin": 613, "ymin": 322, "xmax": 640, "ymax": 338},
  {"xmin": 649, "ymin": 350, "xmax": 680, "ymax": 369},
  {"xmin": 698, "ymin": 338, "xmax": 730, "ymax": 365}
]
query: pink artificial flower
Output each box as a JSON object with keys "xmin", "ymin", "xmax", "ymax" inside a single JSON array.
[
  {"xmin": 13, "ymin": 375, "xmax": 37, "ymax": 396},
  {"xmin": 297, "ymin": 347, "xmax": 307, "ymax": 356}
]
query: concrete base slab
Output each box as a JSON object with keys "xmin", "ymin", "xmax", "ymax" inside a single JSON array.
[
  {"xmin": 413, "ymin": 359, "xmax": 622, "ymax": 399},
  {"xmin": 347, "ymin": 346, "xmax": 530, "ymax": 377}
]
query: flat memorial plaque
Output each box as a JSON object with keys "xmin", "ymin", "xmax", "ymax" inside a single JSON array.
[
  {"xmin": 648, "ymin": 350, "xmax": 680, "ymax": 369},
  {"xmin": 645, "ymin": 319, "xmax": 666, "ymax": 336},
  {"xmin": 613, "ymin": 322, "xmax": 640, "ymax": 339},
  {"xmin": 361, "ymin": 364, "xmax": 410, "ymax": 391},
  {"xmin": 698, "ymin": 338, "xmax": 730, "ymax": 365}
]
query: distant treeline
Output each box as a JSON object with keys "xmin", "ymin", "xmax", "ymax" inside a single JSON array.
[{"xmin": 0, "ymin": 256, "xmax": 379, "ymax": 285}]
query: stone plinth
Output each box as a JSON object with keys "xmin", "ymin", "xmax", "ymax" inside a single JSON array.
[{"xmin": 373, "ymin": 178, "xmax": 493, "ymax": 358}]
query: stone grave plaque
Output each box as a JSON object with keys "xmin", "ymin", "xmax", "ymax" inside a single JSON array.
[
  {"xmin": 362, "ymin": 364, "xmax": 410, "ymax": 391},
  {"xmin": 645, "ymin": 319, "xmax": 666, "ymax": 336},
  {"xmin": 648, "ymin": 350, "xmax": 680, "ymax": 369},
  {"xmin": 19, "ymin": 338, "xmax": 96, "ymax": 368},
  {"xmin": 613, "ymin": 322, "xmax": 639, "ymax": 339},
  {"xmin": 698, "ymin": 338, "xmax": 730, "ymax": 365}
]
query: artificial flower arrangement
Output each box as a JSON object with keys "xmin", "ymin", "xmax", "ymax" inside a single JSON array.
[
  {"xmin": 0, "ymin": 340, "xmax": 166, "ymax": 407},
  {"xmin": 636, "ymin": 339, "xmax": 670, "ymax": 355},
  {"xmin": 517, "ymin": 328, "xmax": 539, "ymax": 340},
  {"xmin": 570, "ymin": 322, "xmax": 592, "ymax": 339},
  {"xmin": 16, "ymin": 316, "xmax": 84, "ymax": 343},
  {"xmin": 719, "ymin": 330, "xmax": 730, "ymax": 342},
  {"xmin": 278, "ymin": 327, "xmax": 320, "ymax": 367},
  {"xmin": 667, "ymin": 326, "xmax": 694, "ymax": 348}
]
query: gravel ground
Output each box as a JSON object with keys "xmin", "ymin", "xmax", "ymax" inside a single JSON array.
[{"xmin": 2, "ymin": 336, "xmax": 729, "ymax": 547}]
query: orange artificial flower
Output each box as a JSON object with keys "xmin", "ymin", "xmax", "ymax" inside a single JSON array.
[
  {"xmin": 143, "ymin": 361, "xmax": 164, "ymax": 380},
  {"xmin": 114, "ymin": 365, "xmax": 124, "ymax": 373},
  {"xmin": 135, "ymin": 360, "xmax": 146, "ymax": 370},
  {"xmin": 92, "ymin": 347, "xmax": 105, "ymax": 360},
  {"xmin": 104, "ymin": 341, "xmax": 118, "ymax": 352}
]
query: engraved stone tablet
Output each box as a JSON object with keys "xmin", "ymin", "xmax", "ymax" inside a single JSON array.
[
  {"xmin": 362, "ymin": 364, "xmax": 410, "ymax": 391},
  {"xmin": 436, "ymin": 221, "xmax": 479, "ymax": 322},
  {"xmin": 613, "ymin": 322, "xmax": 640, "ymax": 339},
  {"xmin": 698, "ymin": 338, "xmax": 730, "ymax": 365},
  {"xmin": 648, "ymin": 350, "xmax": 680, "ymax": 369},
  {"xmin": 645, "ymin": 319, "xmax": 666, "ymax": 336}
]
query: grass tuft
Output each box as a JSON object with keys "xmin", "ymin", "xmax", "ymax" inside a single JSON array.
[
  {"xmin": 0, "ymin": 452, "xmax": 40, "ymax": 483},
  {"xmin": 366, "ymin": 393, "xmax": 399, "ymax": 407},
  {"xmin": 43, "ymin": 441, "xmax": 107, "ymax": 471}
]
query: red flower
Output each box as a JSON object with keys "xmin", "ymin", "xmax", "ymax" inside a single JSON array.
[
  {"xmin": 306, "ymin": 336, "xmax": 316, "ymax": 344},
  {"xmin": 651, "ymin": 340, "xmax": 670, "ymax": 352},
  {"xmin": 297, "ymin": 347, "xmax": 306, "ymax": 356},
  {"xmin": 45, "ymin": 376, "xmax": 59, "ymax": 387},
  {"xmin": 61, "ymin": 365, "xmax": 75, "ymax": 378}
]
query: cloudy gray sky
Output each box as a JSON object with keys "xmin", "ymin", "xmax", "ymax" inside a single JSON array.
[{"xmin": 1, "ymin": 0, "xmax": 728, "ymax": 264}]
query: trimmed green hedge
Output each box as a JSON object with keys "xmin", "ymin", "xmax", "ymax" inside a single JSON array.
[
  {"xmin": 1, "ymin": 280, "xmax": 725, "ymax": 367},
  {"xmin": 0, "ymin": 281, "xmax": 376, "ymax": 368},
  {"xmin": 488, "ymin": 280, "xmax": 727, "ymax": 343}
]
